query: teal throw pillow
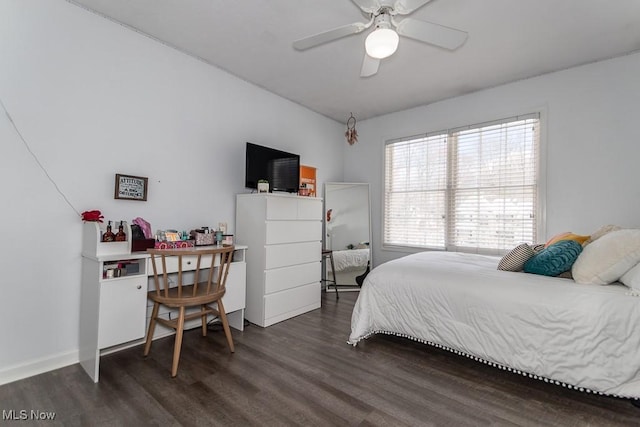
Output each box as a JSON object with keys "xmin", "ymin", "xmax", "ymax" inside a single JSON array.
[{"xmin": 524, "ymin": 240, "xmax": 583, "ymax": 277}]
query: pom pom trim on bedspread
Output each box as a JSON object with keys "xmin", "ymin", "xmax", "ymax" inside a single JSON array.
[{"xmin": 347, "ymin": 330, "xmax": 638, "ymax": 401}]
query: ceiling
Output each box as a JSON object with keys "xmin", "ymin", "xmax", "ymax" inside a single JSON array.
[{"xmin": 69, "ymin": 0, "xmax": 640, "ymax": 123}]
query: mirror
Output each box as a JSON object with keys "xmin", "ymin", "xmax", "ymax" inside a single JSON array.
[{"xmin": 324, "ymin": 182, "xmax": 371, "ymax": 290}]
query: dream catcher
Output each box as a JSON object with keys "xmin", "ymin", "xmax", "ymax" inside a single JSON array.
[{"xmin": 345, "ymin": 113, "xmax": 358, "ymax": 145}]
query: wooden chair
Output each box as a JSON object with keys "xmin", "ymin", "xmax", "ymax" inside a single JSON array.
[{"xmin": 144, "ymin": 246, "xmax": 235, "ymax": 377}]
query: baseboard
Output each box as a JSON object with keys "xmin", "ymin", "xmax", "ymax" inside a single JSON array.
[
  {"xmin": 0, "ymin": 350, "xmax": 79, "ymax": 386},
  {"xmin": 324, "ymin": 287, "xmax": 360, "ymax": 293},
  {"xmin": 0, "ymin": 318, "xmax": 236, "ymax": 386}
]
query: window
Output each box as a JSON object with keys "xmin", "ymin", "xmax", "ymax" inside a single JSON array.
[{"xmin": 384, "ymin": 114, "xmax": 540, "ymax": 254}]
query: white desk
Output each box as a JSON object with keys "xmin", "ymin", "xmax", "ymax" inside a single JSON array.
[{"xmin": 79, "ymin": 223, "xmax": 247, "ymax": 382}]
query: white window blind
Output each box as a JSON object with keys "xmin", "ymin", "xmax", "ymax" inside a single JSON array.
[
  {"xmin": 384, "ymin": 114, "xmax": 540, "ymax": 253},
  {"xmin": 384, "ymin": 133, "xmax": 448, "ymax": 249}
]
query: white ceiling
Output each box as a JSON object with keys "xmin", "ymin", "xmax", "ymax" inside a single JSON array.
[{"xmin": 69, "ymin": 0, "xmax": 640, "ymax": 123}]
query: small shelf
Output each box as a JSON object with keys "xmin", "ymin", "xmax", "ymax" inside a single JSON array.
[
  {"xmin": 82, "ymin": 221, "xmax": 132, "ymax": 258},
  {"xmin": 102, "ymin": 258, "xmax": 146, "ymax": 280}
]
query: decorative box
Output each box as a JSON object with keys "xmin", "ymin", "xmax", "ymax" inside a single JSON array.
[
  {"xmin": 192, "ymin": 231, "xmax": 215, "ymax": 246},
  {"xmin": 154, "ymin": 240, "xmax": 194, "ymax": 249}
]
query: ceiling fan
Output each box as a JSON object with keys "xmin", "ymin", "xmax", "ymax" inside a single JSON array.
[{"xmin": 293, "ymin": 0, "xmax": 468, "ymax": 77}]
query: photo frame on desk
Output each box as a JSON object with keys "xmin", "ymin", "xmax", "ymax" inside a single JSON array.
[{"xmin": 114, "ymin": 173, "xmax": 148, "ymax": 201}]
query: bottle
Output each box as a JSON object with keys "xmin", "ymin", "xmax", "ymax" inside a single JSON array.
[
  {"xmin": 115, "ymin": 221, "xmax": 127, "ymax": 241},
  {"xmin": 215, "ymin": 228, "xmax": 223, "ymax": 246},
  {"xmin": 102, "ymin": 221, "xmax": 115, "ymax": 242}
]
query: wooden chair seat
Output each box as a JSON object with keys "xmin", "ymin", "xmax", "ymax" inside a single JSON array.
[
  {"xmin": 144, "ymin": 246, "xmax": 235, "ymax": 377},
  {"xmin": 148, "ymin": 283, "xmax": 226, "ymax": 307}
]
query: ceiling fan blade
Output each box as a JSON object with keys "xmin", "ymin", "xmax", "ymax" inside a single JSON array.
[
  {"xmin": 293, "ymin": 21, "xmax": 370, "ymax": 51},
  {"xmin": 395, "ymin": 17, "xmax": 468, "ymax": 50},
  {"xmin": 350, "ymin": 0, "xmax": 382, "ymax": 14},
  {"xmin": 360, "ymin": 53, "xmax": 380, "ymax": 77},
  {"xmin": 393, "ymin": 0, "xmax": 433, "ymax": 15}
]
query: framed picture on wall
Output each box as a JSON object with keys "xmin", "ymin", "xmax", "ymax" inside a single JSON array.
[{"xmin": 114, "ymin": 173, "xmax": 148, "ymax": 201}]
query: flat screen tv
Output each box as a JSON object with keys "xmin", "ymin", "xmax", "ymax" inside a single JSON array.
[{"xmin": 245, "ymin": 142, "xmax": 300, "ymax": 193}]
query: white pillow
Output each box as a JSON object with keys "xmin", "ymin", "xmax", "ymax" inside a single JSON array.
[
  {"xmin": 621, "ymin": 262, "xmax": 640, "ymax": 292},
  {"xmin": 572, "ymin": 229, "xmax": 640, "ymax": 285}
]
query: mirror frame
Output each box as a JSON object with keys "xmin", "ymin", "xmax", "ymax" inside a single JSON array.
[{"xmin": 323, "ymin": 182, "xmax": 372, "ymax": 280}]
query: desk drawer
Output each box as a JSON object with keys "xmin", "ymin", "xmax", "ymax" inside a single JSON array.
[
  {"xmin": 264, "ymin": 281, "xmax": 320, "ymax": 321},
  {"xmin": 265, "ymin": 241, "xmax": 321, "ymax": 269},
  {"xmin": 265, "ymin": 221, "xmax": 321, "ymax": 244},
  {"xmin": 264, "ymin": 262, "xmax": 320, "ymax": 294},
  {"xmin": 150, "ymin": 253, "xmax": 214, "ymax": 274}
]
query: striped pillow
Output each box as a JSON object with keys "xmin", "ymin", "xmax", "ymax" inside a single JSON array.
[
  {"xmin": 498, "ymin": 243, "xmax": 535, "ymax": 272},
  {"xmin": 531, "ymin": 243, "xmax": 546, "ymax": 253}
]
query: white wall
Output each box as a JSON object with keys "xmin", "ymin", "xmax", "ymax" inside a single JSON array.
[
  {"xmin": 0, "ymin": 0, "xmax": 343, "ymax": 384},
  {"xmin": 344, "ymin": 52, "xmax": 640, "ymax": 266}
]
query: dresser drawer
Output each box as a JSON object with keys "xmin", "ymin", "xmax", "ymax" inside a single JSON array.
[
  {"xmin": 264, "ymin": 282, "xmax": 321, "ymax": 322},
  {"xmin": 265, "ymin": 241, "xmax": 321, "ymax": 269},
  {"xmin": 266, "ymin": 197, "xmax": 298, "ymax": 220},
  {"xmin": 297, "ymin": 198, "xmax": 322, "ymax": 220},
  {"xmin": 264, "ymin": 262, "xmax": 320, "ymax": 294},
  {"xmin": 265, "ymin": 196, "xmax": 322, "ymax": 220},
  {"xmin": 265, "ymin": 221, "xmax": 321, "ymax": 244}
]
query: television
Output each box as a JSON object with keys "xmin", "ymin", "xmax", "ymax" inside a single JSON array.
[{"xmin": 245, "ymin": 142, "xmax": 300, "ymax": 193}]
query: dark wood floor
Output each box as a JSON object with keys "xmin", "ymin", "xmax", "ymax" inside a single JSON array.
[{"xmin": 2, "ymin": 291, "xmax": 639, "ymax": 426}]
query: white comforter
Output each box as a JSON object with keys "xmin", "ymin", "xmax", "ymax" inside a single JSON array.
[
  {"xmin": 331, "ymin": 248, "xmax": 370, "ymax": 272},
  {"xmin": 349, "ymin": 251, "xmax": 640, "ymax": 398}
]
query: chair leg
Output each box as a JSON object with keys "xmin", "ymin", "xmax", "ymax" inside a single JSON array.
[
  {"xmin": 144, "ymin": 302, "xmax": 160, "ymax": 357},
  {"xmin": 329, "ymin": 252, "xmax": 339, "ymax": 300},
  {"xmin": 201, "ymin": 304, "xmax": 208, "ymax": 337},
  {"xmin": 216, "ymin": 299, "xmax": 235, "ymax": 353},
  {"xmin": 171, "ymin": 306, "xmax": 186, "ymax": 377}
]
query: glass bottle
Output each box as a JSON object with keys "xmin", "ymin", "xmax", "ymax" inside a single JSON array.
[
  {"xmin": 102, "ymin": 221, "xmax": 115, "ymax": 242},
  {"xmin": 115, "ymin": 221, "xmax": 127, "ymax": 241}
]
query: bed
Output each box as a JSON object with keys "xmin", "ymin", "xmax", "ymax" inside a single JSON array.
[
  {"xmin": 348, "ymin": 250, "xmax": 640, "ymax": 399},
  {"xmin": 331, "ymin": 248, "xmax": 370, "ymax": 272},
  {"xmin": 328, "ymin": 248, "xmax": 369, "ymax": 287}
]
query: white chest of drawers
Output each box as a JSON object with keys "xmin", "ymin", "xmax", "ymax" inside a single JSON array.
[{"xmin": 236, "ymin": 193, "xmax": 322, "ymax": 327}]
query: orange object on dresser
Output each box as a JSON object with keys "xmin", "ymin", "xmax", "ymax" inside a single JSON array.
[{"xmin": 299, "ymin": 165, "xmax": 317, "ymax": 197}]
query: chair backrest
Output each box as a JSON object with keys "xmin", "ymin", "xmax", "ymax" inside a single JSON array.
[{"xmin": 147, "ymin": 246, "xmax": 234, "ymax": 300}]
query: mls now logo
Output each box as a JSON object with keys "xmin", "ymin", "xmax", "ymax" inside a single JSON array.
[{"xmin": 2, "ymin": 409, "xmax": 56, "ymax": 421}]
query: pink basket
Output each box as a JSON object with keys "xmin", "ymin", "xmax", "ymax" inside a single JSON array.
[{"xmin": 154, "ymin": 240, "xmax": 194, "ymax": 249}]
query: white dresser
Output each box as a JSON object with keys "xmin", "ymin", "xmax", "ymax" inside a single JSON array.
[{"xmin": 236, "ymin": 193, "xmax": 322, "ymax": 327}]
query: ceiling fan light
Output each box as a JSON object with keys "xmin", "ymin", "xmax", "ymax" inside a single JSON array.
[{"xmin": 365, "ymin": 28, "xmax": 399, "ymax": 59}]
